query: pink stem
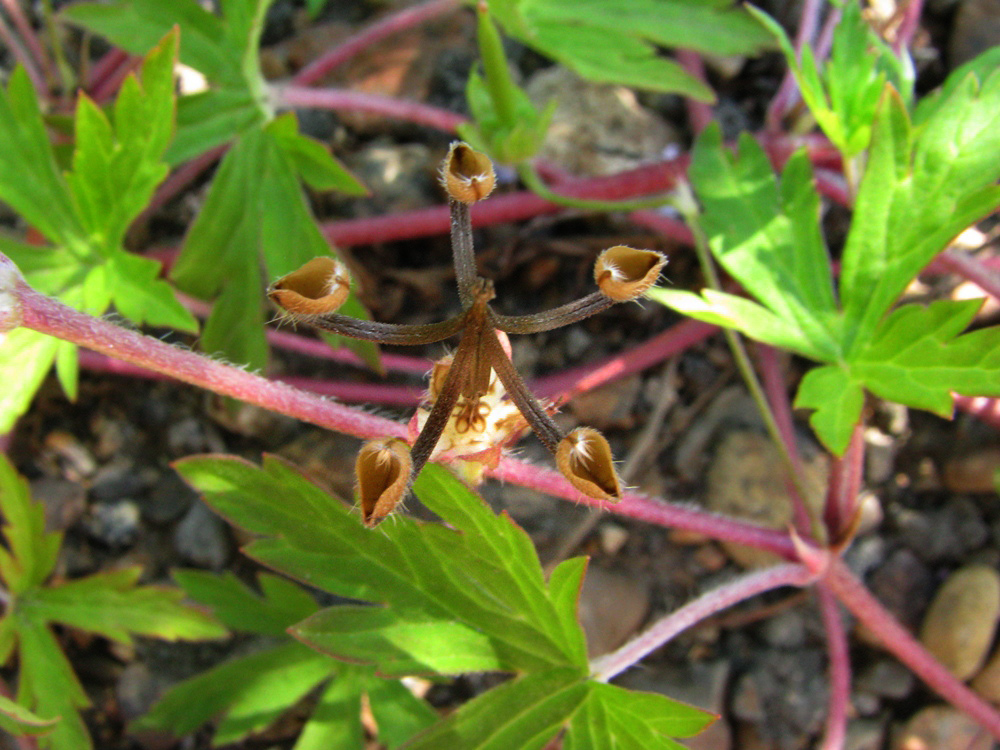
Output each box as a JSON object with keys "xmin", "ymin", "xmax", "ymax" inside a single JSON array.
[
  {"xmin": 86, "ymin": 48, "xmax": 130, "ymax": 92},
  {"xmin": 0, "ymin": 13, "xmax": 46, "ymax": 94},
  {"xmin": 77, "ymin": 350, "xmax": 425, "ymax": 407},
  {"xmin": 827, "ymin": 559, "xmax": 1000, "ymax": 739},
  {"xmin": 291, "ymin": 0, "xmax": 460, "ymax": 86},
  {"xmin": 488, "ymin": 457, "xmax": 796, "ymax": 558},
  {"xmin": 0, "ymin": 0, "xmax": 53, "ymax": 90},
  {"xmin": 272, "ymin": 85, "xmax": 468, "ymax": 133},
  {"xmin": 816, "ymin": 583, "xmax": 850, "ymax": 750},
  {"xmin": 932, "ymin": 250, "xmax": 1000, "ymax": 302},
  {"xmin": 534, "ymin": 319, "xmax": 716, "ymax": 400},
  {"xmin": 824, "ymin": 424, "xmax": 865, "ymax": 540},
  {"xmin": 591, "ymin": 563, "xmax": 813, "ymax": 681},
  {"xmin": 265, "ymin": 327, "xmax": 431, "ymax": 376},
  {"xmin": 674, "ymin": 50, "xmax": 713, "ymax": 134},
  {"xmin": 325, "ymin": 157, "xmax": 689, "ymax": 246},
  {"xmin": 893, "ymin": 0, "xmax": 924, "ymax": 55},
  {"xmin": 766, "ymin": 0, "xmax": 824, "ymax": 130},
  {"xmin": 0, "ymin": 252, "xmax": 801, "ymax": 560},
  {"xmin": 757, "ymin": 343, "xmax": 813, "ymax": 536},
  {"xmin": 627, "ymin": 208, "xmax": 695, "ymax": 245},
  {"xmin": 2, "ymin": 258, "xmax": 405, "ymax": 441},
  {"xmin": 90, "ymin": 55, "xmax": 140, "ymax": 103}
]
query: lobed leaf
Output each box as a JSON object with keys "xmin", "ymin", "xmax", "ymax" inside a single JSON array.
[
  {"xmin": 25, "ymin": 566, "xmax": 226, "ymax": 645},
  {"xmin": 175, "ymin": 456, "xmax": 588, "ymax": 675},
  {"xmin": 0, "ymin": 455, "xmax": 62, "ymax": 595},
  {"xmin": 0, "ymin": 693, "xmax": 58, "ymax": 737}
]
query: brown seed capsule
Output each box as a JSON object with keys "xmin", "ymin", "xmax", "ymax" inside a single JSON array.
[
  {"xmin": 556, "ymin": 427, "xmax": 622, "ymax": 503},
  {"xmin": 594, "ymin": 246, "xmax": 668, "ymax": 302},
  {"xmin": 269, "ymin": 257, "xmax": 350, "ymax": 315},
  {"xmin": 356, "ymin": 438, "xmax": 412, "ymax": 527},
  {"xmin": 441, "ymin": 142, "xmax": 496, "ymax": 204}
]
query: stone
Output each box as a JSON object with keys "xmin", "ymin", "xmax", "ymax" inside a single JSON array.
[
  {"xmin": 525, "ymin": 66, "xmax": 680, "ymax": 177},
  {"xmin": 704, "ymin": 430, "xmax": 827, "ymax": 568},
  {"xmin": 893, "ymin": 705, "xmax": 993, "ymax": 750},
  {"xmin": 948, "ymin": 0, "xmax": 1000, "ymax": 68},
  {"xmin": 173, "ymin": 502, "xmax": 231, "ymax": 571},
  {"xmin": 860, "ymin": 549, "xmax": 934, "ymax": 645},
  {"xmin": 919, "ymin": 564, "xmax": 1000, "ymax": 681},
  {"xmin": 30, "ymin": 477, "xmax": 86, "ymax": 531},
  {"xmin": 971, "ymin": 644, "xmax": 1000, "ymax": 702},
  {"xmin": 856, "ymin": 659, "xmax": 915, "ymax": 701},
  {"xmin": 142, "ymin": 470, "xmax": 198, "ymax": 525},
  {"xmin": 846, "ymin": 719, "xmax": 886, "ymax": 750},
  {"xmin": 578, "ymin": 566, "xmax": 649, "ymax": 657},
  {"xmin": 943, "ymin": 447, "xmax": 1000, "ymax": 494},
  {"xmin": 84, "ymin": 500, "xmax": 142, "ymax": 548}
]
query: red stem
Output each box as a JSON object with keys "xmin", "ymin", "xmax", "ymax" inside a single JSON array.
[
  {"xmin": 86, "ymin": 48, "xmax": 130, "ymax": 93},
  {"xmin": 291, "ymin": 0, "xmax": 461, "ymax": 86},
  {"xmin": 893, "ymin": 0, "xmax": 925, "ymax": 55},
  {"xmin": 591, "ymin": 563, "xmax": 814, "ymax": 681},
  {"xmin": 954, "ymin": 395, "xmax": 1000, "ymax": 430},
  {"xmin": 824, "ymin": 424, "xmax": 865, "ymax": 540},
  {"xmin": 272, "ymin": 85, "xmax": 468, "ymax": 133},
  {"xmin": 674, "ymin": 50, "xmax": 713, "ymax": 134},
  {"xmin": 827, "ymin": 559, "xmax": 1000, "ymax": 740},
  {"xmin": 932, "ymin": 250, "xmax": 1000, "ymax": 302},
  {"xmin": 144, "ymin": 144, "xmax": 228, "ymax": 219},
  {"xmin": 0, "ymin": 13, "xmax": 46, "ymax": 94},
  {"xmin": 816, "ymin": 583, "xmax": 850, "ymax": 750},
  {"xmin": 0, "ymin": 0, "xmax": 53, "ymax": 91},
  {"xmin": 90, "ymin": 55, "xmax": 140, "ymax": 104},
  {"xmin": 766, "ymin": 0, "xmax": 825, "ymax": 131}
]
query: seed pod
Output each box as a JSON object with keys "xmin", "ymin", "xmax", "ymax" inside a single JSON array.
[
  {"xmin": 556, "ymin": 427, "xmax": 622, "ymax": 503},
  {"xmin": 269, "ymin": 257, "xmax": 350, "ymax": 315},
  {"xmin": 594, "ymin": 246, "xmax": 667, "ymax": 302},
  {"xmin": 356, "ymin": 438, "xmax": 412, "ymax": 527},
  {"xmin": 441, "ymin": 142, "xmax": 496, "ymax": 204}
]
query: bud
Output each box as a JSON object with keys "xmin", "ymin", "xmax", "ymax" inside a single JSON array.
[
  {"xmin": 355, "ymin": 438, "xmax": 412, "ymax": 527},
  {"xmin": 594, "ymin": 246, "xmax": 667, "ymax": 302},
  {"xmin": 268, "ymin": 257, "xmax": 350, "ymax": 315},
  {"xmin": 556, "ymin": 427, "xmax": 622, "ymax": 503},
  {"xmin": 441, "ymin": 142, "xmax": 496, "ymax": 204}
]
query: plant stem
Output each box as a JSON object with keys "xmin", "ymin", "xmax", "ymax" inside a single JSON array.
[
  {"xmin": 591, "ymin": 563, "xmax": 813, "ymax": 681},
  {"xmin": 827, "ymin": 559, "xmax": 1000, "ymax": 740},
  {"xmin": 816, "ymin": 584, "xmax": 850, "ymax": 750},
  {"xmin": 1, "ymin": 0, "xmax": 54, "ymax": 91},
  {"xmin": 1, "ymin": 257, "xmax": 405, "ymax": 441},
  {"xmin": 765, "ymin": 0, "xmax": 824, "ymax": 131},
  {"xmin": 517, "ymin": 164, "xmax": 674, "ymax": 212},
  {"xmin": 675, "ymin": 50, "xmax": 713, "ymax": 134},
  {"xmin": 0, "ymin": 13, "xmax": 46, "ymax": 94},
  {"xmin": 954, "ymin": 395, "xmax": 1000, "ymax": 430},
  {"xmin": 272, "ymin": 85, "xmax": 467, "ymax": 133},
  {"xmin": 824, "ymin": 424, "xmax": 865, "ymax": 541},
  {"xmin": 934, "ymin": 250, "xmax": 1000, "ymax": 302},
  {"xmin": 292, "ymin": 0, "xmax": 460, "ymax": 86},
  {"xmin": 682, "ymin": 203, "xmax": 818, "ymax": 528}
]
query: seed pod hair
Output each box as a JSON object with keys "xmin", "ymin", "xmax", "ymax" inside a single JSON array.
[
  {"xmin": 356, "ymin": 438, "xmax": 412, "ymax": 527},
  {"xmin": 556, "ymin": 427, "xmax": 622, "ymax": 503},
  {"xmin": 441, "ymin": 141, "xmax": 496, "ymax": 204},
  {"xmin": 594, "ymin": 246, "xmax": 667, "ymax": 302},
  {"xmin": 268, "ymin": 257, "xmax": 351, "ymax": 316}
]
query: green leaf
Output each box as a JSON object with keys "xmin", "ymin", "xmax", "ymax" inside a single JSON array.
[
  {"xmin": 793, "ymin": 364, "xmax": 865, "ymax": 456},
  {"xmin": 840, "ymin": 71, "xmax": 1000, "ymax": 354},
  {"xmin": 406, "ymin": 669, "xmax": 586, "ymax": 750},
  {"xmin": 0, "ymin": 692, "xmax": 58, "ymax": 737},
  {"xmin": 134, "ymin": 640, "xmax": 334, "ymax": 742},
  {"xmin": 0, "ymin": 454, "xmax": 62, "ymax": 595},
  {"xmin": 269, "ymin": 115, "xmax": 366, "ymax": 195},
  {"xmin": 14, "ymin": 621, "xmax": 91, "ymax": 750},
  {"xmin": 171, "ymin": 123, "xmax": 371, "ymax": 369},
  {"xmin": 564, "ymin": 682, "xmax": 714, "ymax": 750},
  {"xmin": 674, "ymin": 126, "xmax": 840, "ymax": 361},
  {"xmin": 915, "ymin": 46, "xmax": 1000, "ymax": 125},
  {"xmin": 105, "ymin": 251, "xmax": 198, "ymax": 331},
  {"xmin": 852, "ymin": 299, "xmax": 1000, "ymax": 415},
  {"xmin": 0, "ymin": 329, "xmax": 63, "ymax": 435},
  {"xmin": 292, "ymin": 668, "xmax": 365, "ymax": 750},
  {"xmin": 175, "ymin": 456, "xmax": 588, "ymax": 676},
  {"xmin": 0, "ymin": 68, "xmax": 83, "ymax": 246},
  {"xmin": 172, "ymin": 569, "xmax": 318, "ymax": 636},
  {"xmin": 488, "ymin": 0, "xmax": 774, "ymax": 102},
  {"xmin": 750, "ymin": 3, "xmax": 911, "ymax": 157},
  {"xmin": 25, "ymin": 566, "xmax": 226, "ymax": 644},
  {"xmin": 364, "ymin": 675, "xmax": 438, "ymax": 749}
]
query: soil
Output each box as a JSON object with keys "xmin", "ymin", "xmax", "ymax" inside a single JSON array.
[{"xmin": 3, "ymin": 1, "xmax": 1000, "ymax": 749}]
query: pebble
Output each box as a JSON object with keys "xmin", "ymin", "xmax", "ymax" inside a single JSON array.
[
  {"xmin": 704, "ymin": 430, "xmax": 827, "ymax": 568},
  {"xmin": 30, "ymin": 477, "xmax": 86, "ymax": 531},
  {"xmin": 84, "ymin": 500, "xmax": 142, "ymax": 548},
  {"xmin": 846, "ymin": 719, "xmax": 886, "ymax": 750},
  {"xmin": 759, "ymin": 609, "xmax": 808, "ymax": 650},
  {"xmin": 949, "ymin": 0, "xmax": 1000, "ymax": 68},
  {"xmin": 173, "ymin": 502, "xmax": 231, "ymax": 571},
  {"xmin": 566, "ymin": 375, "xmax": 642, "ymax": 430},
  {"xmin": 142, "ymin": 470, "xmax": 198, "ymax": 525},
  {"xmin": 860, "ymin": 549, "xmax": 934, "ymax": 644},
  {"xmin": 942, "ymin": 447, "xmax": 1000, "ymax": 493},
  {"xmin": 597, "ymin": 523, "xmax": 629, "ymax": 556},
  {"xmin": 856, "ymin": 659, "xmax": 916, "ymax": 701},
  {"xmin": 525, "ymin": 66, "xmax": 680, "ymax": 177},
  {"xmin": 919, "ymin": 564, "xmax": 1000, "ymax": 681},
  {"xmin": 577, "ymin": 566, "xmax": 649, "ymax": 657},
  {"xmin": 864, "ymin": 427, "xmax": 897, "ymax": 485},
  {"xmin": 971, "ymin": 644, "xmax": 1000, "ymax": 702},
  {"xmin": 90, "ymin": 459, "xmax": 155, "ymax": 503},
  {"xmin": 893, "ymin": 498, "xmax": 989, "ymax": 564},
  {"xmin": 893, "ymin": 705, "xmax": 993, "ymax": 750}
]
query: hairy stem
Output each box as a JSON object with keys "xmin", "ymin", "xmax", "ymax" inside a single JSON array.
[
  {"xmin": 493, "ymin": 292, "xmax": 615, "ymax": 335},
  {"xmin": 827, "ymin": 559, "xmax": 1000, "ymax": 739},
  {"xmin": 591, "ymin": 563, "xmax": 814, "ymax": 681},
  {"xmin": 816, "ymin": 584, "xmax": 850, "ymax": 750},
  {"xmin": 272, "ymin": 85, "xmax": 467, "ymax": 133}
]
